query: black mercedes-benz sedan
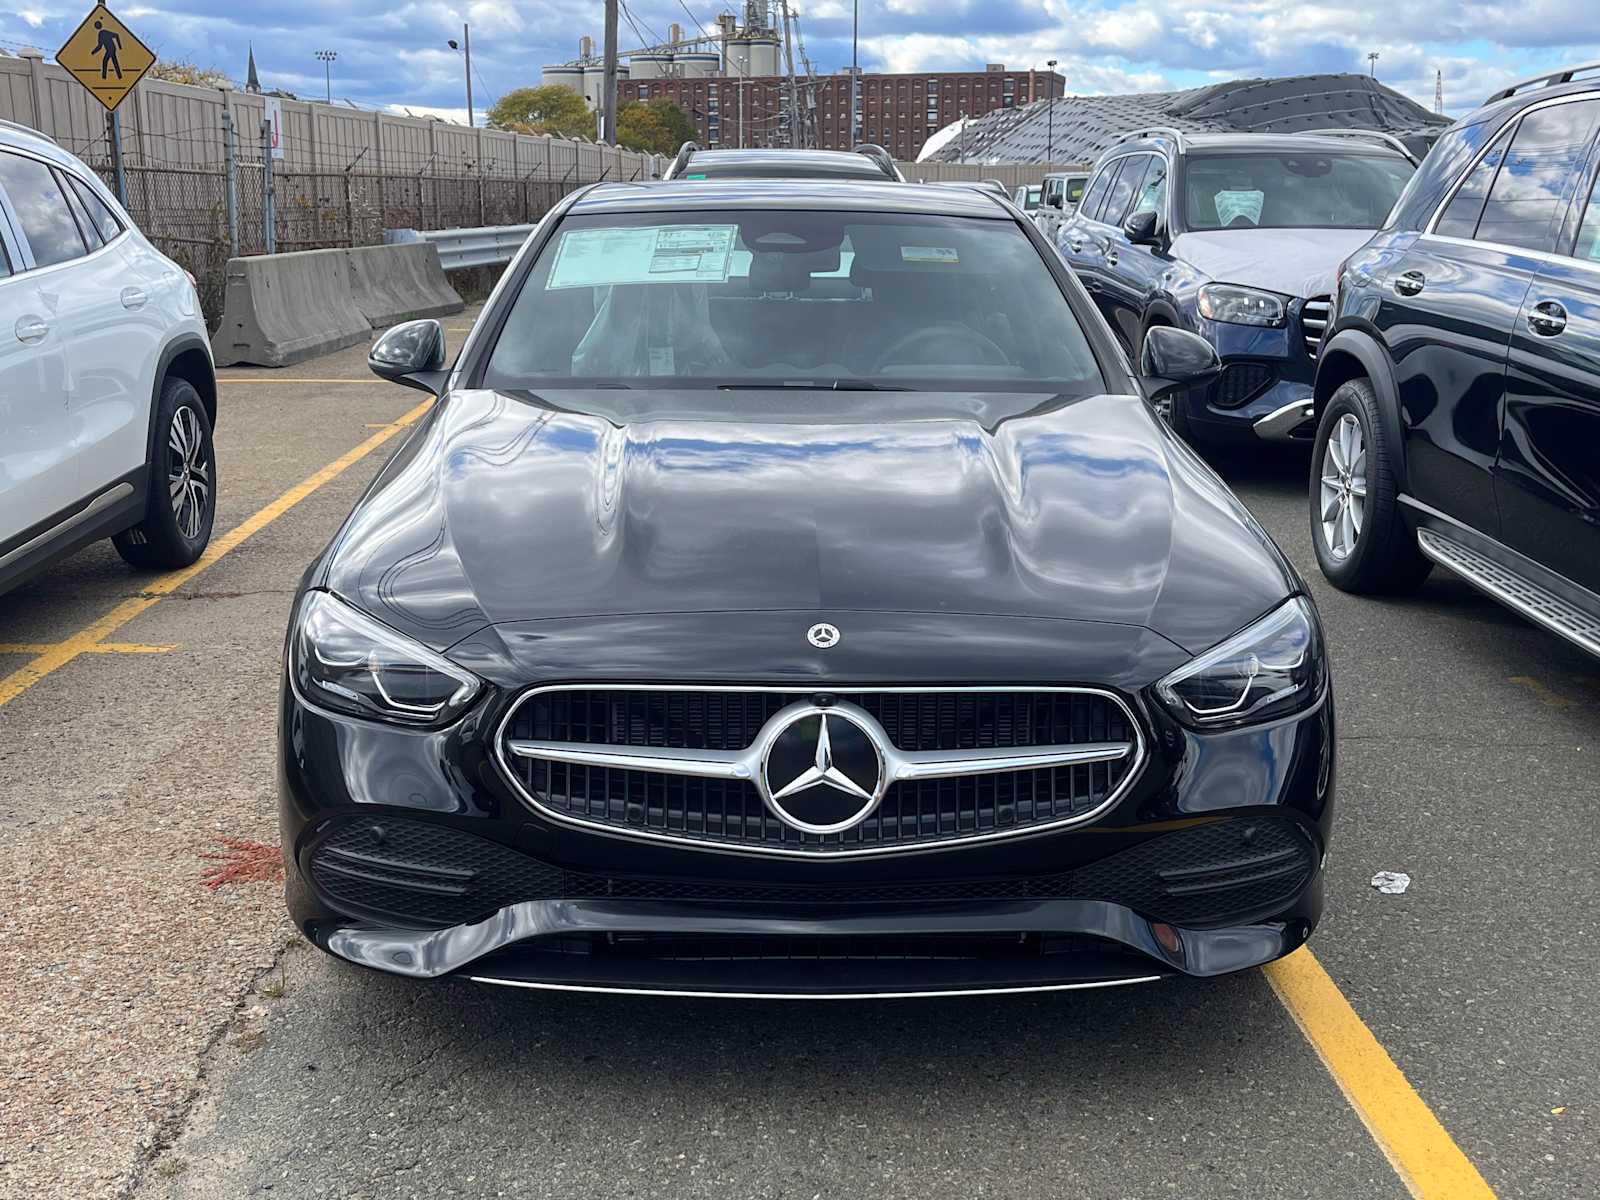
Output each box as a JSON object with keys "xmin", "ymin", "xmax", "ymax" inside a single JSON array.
[{"xmin": 280, "ymin": 179, "xmax": 1335, "ymax": 999}]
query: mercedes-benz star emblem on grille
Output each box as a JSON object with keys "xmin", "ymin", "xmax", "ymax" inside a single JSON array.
[
  {"xmin": 758, "ymin": 707, "xmax": 885, "ymax": 834},
  {"xmin": 807, "ymin": 622, "xmax": 841, "ymax": 648}
]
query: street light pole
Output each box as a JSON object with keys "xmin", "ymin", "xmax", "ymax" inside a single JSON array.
[
  {"xmin": 1367, "ymin": 50, "xmax": 1379, "ymax": 78},
  {"xmin": 1045, "ymin": 58, "xmax": 1057, "ymax": 165},
  {"xmin": 315, "ymin": 49, "xmax": 336, "ymax": 104}
]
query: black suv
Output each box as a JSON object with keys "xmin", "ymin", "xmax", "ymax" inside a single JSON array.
[
  {"xmin": 1057, "ymin": 127, "xmax": 1415, "ymax": 447},
  {"xmin": 1311, "ymin": 64, "xmax": 1600, "ymax": 659}
]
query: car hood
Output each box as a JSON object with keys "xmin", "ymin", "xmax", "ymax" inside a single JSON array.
[
  {"xmin": 319, "ymin": 388, "xmax": 1295, "ymax": 657},
  {"xmin": 1170, "ymin": 228, "xmax": 1377, "ymax": 298}
]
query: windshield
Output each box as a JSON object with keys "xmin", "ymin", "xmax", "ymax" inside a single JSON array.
[
  {"xmin": 1022, "ymin": 185, "xmax": 1041, "ymax": 209},
  {"xmin": 1182, "ymin": 152, "xmax": 1413, "ymax": 230},
  {"xmin": 1065, "ymin": 177, "xmax": 1086, "ymax": 205},
  {"xmin": 483, "ymin": 210, "xmax": 1104, "ymax": 393}
]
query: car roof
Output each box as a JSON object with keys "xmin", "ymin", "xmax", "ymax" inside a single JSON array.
[
  {"xmin": 0, "ymin": 120, "xmax": 87, "ymax": 172},
  {"xmin": 571, "ymin": 178, "xmax": 1012, "ymax": 218},
  {"xmin": 680, "ymin": 148, "xmax": 890, "ymax": 178}
]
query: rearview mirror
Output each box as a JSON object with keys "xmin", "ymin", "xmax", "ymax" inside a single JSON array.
[
  {"xmin": 1140, "ymin": 326, "xmax": 1220, "ymax": 401},
  {"xmin": 369, "ymin": 319, "xmax": 448, "ymax": 395},
  {"xmin": 1123, "ymin": 209, "xmax": 1161, "ymax": 246}
]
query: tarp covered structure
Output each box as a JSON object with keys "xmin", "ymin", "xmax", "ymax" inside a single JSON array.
[{"xmin": 919, "ymin": 73, "xmax": 1451, "ymax": 165}]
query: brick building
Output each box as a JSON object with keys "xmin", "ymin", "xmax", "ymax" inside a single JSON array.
[{"xmin": 618, "ymin": 65, "xmax": 1066, "ymax": 162}]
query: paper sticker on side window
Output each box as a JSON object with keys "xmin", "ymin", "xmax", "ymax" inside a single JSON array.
[
  {"xmin": 900, "ymin": 245, "xmax": 960, "ymax": 264},
  {"xmin": 547, "ymin": 225, "xmax": 738, "ymax": 289}
]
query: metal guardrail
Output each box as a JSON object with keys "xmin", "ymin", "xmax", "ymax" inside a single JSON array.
[{"xmin": 384, "ymin": 225, "xmax": 535, "ymax": 271}]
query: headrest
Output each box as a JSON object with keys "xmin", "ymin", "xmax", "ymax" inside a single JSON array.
[{"xmin": 749, "ymin": 252, "xmax": 810, "ymax": 295}]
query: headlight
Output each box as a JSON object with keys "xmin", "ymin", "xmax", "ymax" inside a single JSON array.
[
  {"xmin": 1155, "ymin": 598, "xmax": 1324, "ymax": 729},
  {"xmin": 290, "ymin": 590, "xmax": 481, "ymax": 727},
  {"xmin": 1198, "ymin": 284, "xmax": 1286, "ymax": 327}
]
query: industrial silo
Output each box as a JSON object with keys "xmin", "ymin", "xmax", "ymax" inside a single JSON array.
[
  {"xmin": 581, "ymin": 63, "xmax": 607, "ymax": 109},
  {"xmin": 630, "ymin": 52, "xmax": 671, "ymax": 80},
  {"xmin": 542, "ymin": 64, "xmax": 584, "ymax": 95},
  {"xmin": 747, "ymin": 34, "xmax": 779, "ymax": 78},
  {"xmin": 674, "ymin": 51, "xmax": 720, "ymax": 78},
  {"xmin": 725, "ymin": 35, "xmax": 753, "ymax": 79}
]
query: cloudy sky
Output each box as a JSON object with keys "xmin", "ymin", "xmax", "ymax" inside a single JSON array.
[{"xmin": 3, "ymin": 0, "xmax": 1595, "ymax": 124}]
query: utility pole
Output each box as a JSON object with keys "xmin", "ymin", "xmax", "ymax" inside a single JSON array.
[
  {"xmin": 315, "ymin": 50, "xmax": 336, "ymax": 104},
  {"xmin": 1435, "ymin": 68, "xmax": 1444, "ymax": 114},
  {"xmin": 780, "ymin": 0, "xmax": 801, "ymax": 148},
  {"xmin": 1367, "ymin": 51, "xmax": 1379, "ymax": 78},
  {"xmin": 1045, "ymin": 58, "xmax": 1057, "ymax": 165},
  {"xmin": 602, "ymin": 0, "xmax": 618, "ymax": 143},
  {"xmin": 850, "ymin": 0, "xmax": 859, "ymax": 145},
  {"xmin": 447, "ymin": 26, "xmax": 474, "ymax": 125}
]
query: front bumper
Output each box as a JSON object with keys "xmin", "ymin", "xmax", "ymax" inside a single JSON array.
[
  {"xmin": 1183, "ymin": 311, "xmax": 1321, "ymax": 446},
  {"xmin": 280, "ymin": 647, "xmax": 1335, "ymax": 997}
]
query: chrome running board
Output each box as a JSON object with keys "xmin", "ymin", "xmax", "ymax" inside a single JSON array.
[{"xmin": 1417, "ymin": 527, "xmax": 1600, "ymax": 658}]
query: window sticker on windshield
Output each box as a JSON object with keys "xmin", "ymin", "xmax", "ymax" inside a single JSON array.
[
  {"xmin": 547, "ymin": 225, "xmax": 738, "ymax": 289},
  {"xmin": 1213, "ymin": 190, "xmax": 1264, "ymax": 226},
  {"xmin": 900, "ymin": 245, "xmax": 959, "ymax": 264}
]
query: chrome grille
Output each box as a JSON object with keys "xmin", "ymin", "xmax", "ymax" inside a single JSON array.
[
  {"xmin": 497, "ymin": 687, "xmax": 1143, "ymax": 857},
  {"xmin": 1301, "ymin": 296, "xmax": 1331, "ymax": 359}
]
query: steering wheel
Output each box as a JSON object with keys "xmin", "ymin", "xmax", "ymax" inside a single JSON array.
[{"xmin": 874, "ymin": 323, "xmax": 1009, "ymax": 370}]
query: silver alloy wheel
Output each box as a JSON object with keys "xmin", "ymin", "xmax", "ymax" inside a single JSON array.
[
  {"xmin": 1319, "ymin": 412, "xmax": 1367, "ymax": 561},
  {"xmin": 167, "ymin": 405, "xmax": 210, "ymax": 541}
]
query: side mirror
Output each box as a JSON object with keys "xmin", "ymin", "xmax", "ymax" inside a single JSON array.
[
  {"xmin": 1123, "ymin": 209, "xmax": 1161, "ymax": 246},
  {"xmin": 1140, "ymin": 326, "xmax": 1220, "ymax": 405},
  {"xmin": 1047, "ymin": 192, "xmax": 1064, "ymax": 210},
  {"xmin": 369, "ymin": 319, "xmax": 448, "ymax": 395}
]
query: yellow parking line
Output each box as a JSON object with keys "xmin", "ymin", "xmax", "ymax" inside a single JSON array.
[
  {"xmin": 1265, "ymin": 947, "xmax": 1497, "ymax": 1199},
  {"xmin": 0, "ymin": 642, "xmax": 176, "ymax": 655},
  {"xmin": 0, "ymin": 397, "xmax": 433, "ymax": 709}
]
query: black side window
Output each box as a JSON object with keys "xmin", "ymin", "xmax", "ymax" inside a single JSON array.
[
  {"xmin": 1077, "ymin": 166, "xmax": 1115, "ymax": 221},
  {"xmin": 1435, "ymin": 126, "xmax": 1513, "ymax": 238},
  {"xmin": 1098, "ymin": 156, "xmax": 1142, "ymax": 226},
  {"xmin": 1573, "ymin": 166, "xmax": 1600, "ymax": 263},
  {"xmin": 65, "ymin": 173, "xmax": 123, "ymax": 243},
  {"xmin": 53, "ymin": 167, "xmax": 103, "ymax": 250},
  {"xmin": 0, "ymin": 151, "xmax": 88, "ymax": 268},
  {"xmin": 1476, "ymin": 99, "xmax": 1600, "ymax": 251}
]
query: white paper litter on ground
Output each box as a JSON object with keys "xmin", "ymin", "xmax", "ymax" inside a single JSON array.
[{"xmin": 1371, "ymin": 871, "xmax": 1411, "ymax": 895}]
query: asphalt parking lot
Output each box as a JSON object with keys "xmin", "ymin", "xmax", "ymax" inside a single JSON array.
[{"xmin": 2, "ymin": 316, "xmax": 1596, "ymax": 1200}]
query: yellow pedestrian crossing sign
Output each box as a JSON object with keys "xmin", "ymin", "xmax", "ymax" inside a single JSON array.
[{"xmin": 56, "ymin": 3, "xmax": 156, "ymax": 114}]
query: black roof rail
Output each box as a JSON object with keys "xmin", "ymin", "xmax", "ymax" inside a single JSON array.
[
  {"xmin": 664, "ymin": 140, "xmax": 702, "ymax": 180},
  {"xmin": 852, "ymin": 143, "xmax": 904, "ymax": 181},
  {"xmin": 1116, "ymin": 126, "xmax": 1188, "ymax": 153},
  {"xmin": 1486, "ymin": 62, "xmax": 1600, "ymax": 104},
  {"xmin": 1294, "ymin": 128, "xmax": 1419, "ymax": 164}
]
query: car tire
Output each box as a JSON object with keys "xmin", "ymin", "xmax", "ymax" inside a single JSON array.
[
  {"xmin": 113, "ymin": 377, "xmax": 216, "ymax": 570},
  {"xmin": 1309, "ymin": 377, "xmax": 1430, "ymax": 594}
]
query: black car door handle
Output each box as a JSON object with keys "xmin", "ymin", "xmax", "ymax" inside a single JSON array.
[
  {"xmin": 1527, "ymin": 300, "xmax": 1568, "ymax": 337},
  {"xmin": 1392, "ymin": 270, "xmax": 1426, "ymax": 297},
  {"xmin": 1105, "ymin": 250, "xmax": 1119, "ymax": 267}
]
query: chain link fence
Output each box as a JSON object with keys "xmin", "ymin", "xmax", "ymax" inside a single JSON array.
[{"xmin": 89, "ymin": 159, "xmax": 622, "ymax": 323}]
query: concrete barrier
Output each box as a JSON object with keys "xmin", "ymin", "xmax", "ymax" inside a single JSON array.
[
  {"xmin": 209, "ymin": 248, "xmax": 371, "ymax": 368},
  {"xmin": 210, "ymin": 244, "xmax": 466, "ymax": 368},
  {"xmin": 347, "ymin": 242, "xmax": 464, "ymax": 328}
]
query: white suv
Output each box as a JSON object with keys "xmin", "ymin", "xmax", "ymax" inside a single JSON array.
[{"xmin": 0, "ymin": 120, "xmax": 216, "ymax": 596}]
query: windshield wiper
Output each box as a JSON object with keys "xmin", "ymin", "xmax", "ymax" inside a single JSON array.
[{"xmin": 714, "ymin": 379, "xmax": 908, "ymax": 392}]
